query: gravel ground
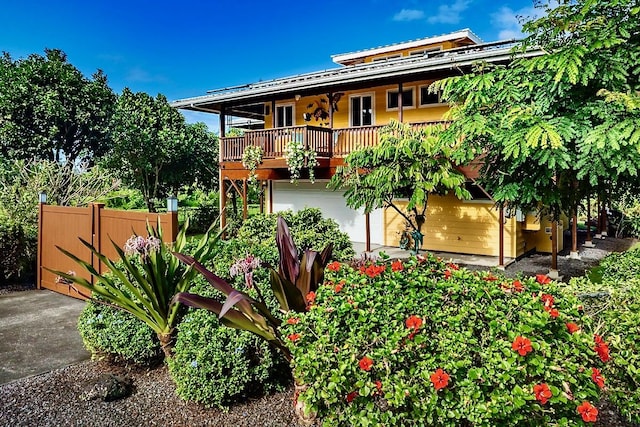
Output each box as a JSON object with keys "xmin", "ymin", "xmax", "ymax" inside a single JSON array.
[{"xmin": 1, "ymin": 234, "xmax": 637, "ymax": 427}]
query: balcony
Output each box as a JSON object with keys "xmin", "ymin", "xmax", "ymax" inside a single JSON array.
[{"xmin": 220, "ymin": 122, "xmax": 444, "ymax": 163}]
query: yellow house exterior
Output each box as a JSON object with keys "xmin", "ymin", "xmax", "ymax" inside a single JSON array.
[{"xmin": 172, "ymin": 29, "xmax": 559, "ymax": 261}]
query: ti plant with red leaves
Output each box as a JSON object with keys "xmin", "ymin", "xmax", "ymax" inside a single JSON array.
[{"xmin": 172, "ymin": 216, "xmax": 333, "ymax": 361}]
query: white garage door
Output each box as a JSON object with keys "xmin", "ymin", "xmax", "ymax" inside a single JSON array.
[{"xmin": 271, "ymin": 181, "xmax": 384, "ymax": 244}]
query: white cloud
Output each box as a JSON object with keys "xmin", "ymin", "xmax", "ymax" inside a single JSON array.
[
  {"xmin": 393, "ymin": 9, "xmax": 426, "ymax": 21},
  {"xmin": 427, "ymin": 0, "xmax": 471, "ymax": 24},
  {"xmin": 490, "ymin": 3, "xmax": 553, "ymax": 40}
]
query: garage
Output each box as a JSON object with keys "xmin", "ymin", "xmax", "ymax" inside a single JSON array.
[{"xmin": 270, "ymin": 180, "xmax": 384, "ymax": 245}]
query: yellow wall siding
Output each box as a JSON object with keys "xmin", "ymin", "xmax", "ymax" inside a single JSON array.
[
  {"xmin": 364, "ymin": 41, "xmax": 460, "ymax": 63},
  {"xmin": 383, "ymin": 193, "xmax": 524, "ymax": 258},
  {"xmin": 523, "ymin": 217, "xmax": 564, "ymax": 253}
]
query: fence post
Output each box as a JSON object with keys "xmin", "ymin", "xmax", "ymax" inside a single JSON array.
[
  {"xmin": 36, "ymin": 192, "xmax": 47, "ymax": 290},
  {"xmin": 167, "ymin": 196, "xmax": 179, "ymax": 242},
  {"xmin": 91, "ymin": 203, "xmax": 105, "ymax": 278}
]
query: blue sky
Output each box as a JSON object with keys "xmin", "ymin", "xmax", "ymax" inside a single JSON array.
[{"xmin": 1, "ymin": 0, "xmax": 539, "ymax": 131}]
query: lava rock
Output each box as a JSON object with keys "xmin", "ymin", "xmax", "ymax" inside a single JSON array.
[{"xmin": 80, "ymin": 373, "xmax": 132, "ymax": 402}]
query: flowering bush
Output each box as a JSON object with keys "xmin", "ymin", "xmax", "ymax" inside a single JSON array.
[
  {"xmin": 285, "ymin": 255, "xmax": 606, "ymax": 426},
  {"xmin": 569, "ymin": 247, "xmax": 640, "ymax": 424},
  {"xmin": 241, "ymin": 145, "xmax": 263, "ymax": 185},
  {"xmin": 283, "ymin": 140, "xmax": 318, "ymax": 184}
]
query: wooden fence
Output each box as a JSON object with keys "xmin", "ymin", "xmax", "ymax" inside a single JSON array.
[{"xmin": 37, "ymin": 203, "xmax": 178, "ymax": 299}]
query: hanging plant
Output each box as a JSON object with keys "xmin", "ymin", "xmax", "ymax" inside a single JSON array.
[
  {"xmin": 284, "ymin": 140, "xmax": 319, "ymax": 184},
  {"xmin": 241, "ymin": 145, "xmax": 264, "ymax": 185}
]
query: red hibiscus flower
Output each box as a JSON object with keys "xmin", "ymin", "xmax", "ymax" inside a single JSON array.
[
  {"xmin": 577, "ymin": 401, "xmax": 598, "ymax": 422},
  {"xmin": 536, "ymin": 274, "xmax": 552, "ymax": 284},
  {"xmin": 363, "ymin": 264, "xmax": 386, "ymax": 278},
  {"xmin": 533, "ymin": 383, "xmax": 552, "ymax": 405},
  {"xmin": 512, "ymin": 280, "xmax": 524, "ymax": 292},
  {"xmin": 548, "ymin": 308, "xmax": 559, "ymax": 318},
  {"xmin": 447, "ymin": 262, "xmax": 459, "ymax": 270},
  {"xmin": 484, "ymin": 274, "xmax": 498, "ymax": 282},
  {"xmin": 306, "ymin": 291, "xmax": 316, "ymax": 304},
  {"xmin": 512, "ymin": 336, "xmax": 533, "ymax": 356},
  {"xmin": 327, "ymin": 261, "xmax": 341, "ymax": 272},
  {"xmin": 591, "ymin": 368, "xmax": 605, "ymax": 388},
  {"xmin": 288, "ymin": 333, "xmax": 300, "ymax": 342},
  {"xmin": 346, "ymin": 391, "xmax": 358, "ymax": 403},
  {"xmin": 287, "ymin": 317, "xmax": 299, "ymax": 325},
  {"xmin": 593, "ymin": 334, "xmax": 610, "ymax": 362},
  {"xmin": 405, "ymin": 315, "xmax": 423, "ymax": 330},
  {"xmin": 566, "ymin": 322, "xmax": 580, "ymax": 334},
  {"xmin": 430, "ymin": 368, "xmax": 450, "ymax": 390},
  {"xmin": 374, "ymin": 380, "xmax": 383, "ymax": 394},
  {"xmin": 541, "ymin": 294, "xmax": 555, "ymax": 307},
  {"xmin": 444, "ymin": 269, "xmax": 452, "ymax": 280},
  {"xmin": 334, "ymin": 282, "xmax": 344, "ymax": 293},
  {"xmin": 391, "ymin": 260, "xmax": 403, "ymax": 272},
  {"xmin": 359, "ymin": 356, "xmax": 374, "ymax": 371}
]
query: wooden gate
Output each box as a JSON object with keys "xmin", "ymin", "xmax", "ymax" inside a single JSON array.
[{"xmin": 37, "ymin": 203, "xmax": 178, "ymax": 299}]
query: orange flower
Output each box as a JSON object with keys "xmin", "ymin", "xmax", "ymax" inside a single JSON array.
[
  {"xmin": 327, "ymin": 261, "xmax": 341, "ymax": 272},
  {"xmin": 577, "ymin": 401, "xmax": 598, "ymax": 422},
  {"xmin": 591, "ymin": 368, "xmax": 605, "ymax": 388},
  {"xmin": 484, "ymin": 274, "xmax": 498, "ymax": 282},
  {"xmin": 512, "ymin": 280, "xmax": 524, "ymax": 292},
  {"xmin": 306, "ymin": 291, "xmax": 316, "ymax": 304},
  {"xmin": 391, "ymin": 260, "xmax": 403, "ymax": 272},
  {"xmin": 430, "ymin": 368, "xmax": 450, "ymax": 390},
  {"xmin": 287, "ymin": 317, "xmax": 300, "ymax": 325},
  {"xmin": 447, "ymin": 262, "xmax": 459, "ymax": 270},
  {"xmin": 444, "ymin": 269, "xmax": 452, "ymax": 280},
  {"xmin": 541, "ymin": 293, "xmax": 555, "ymax": 307},
  {"xmin": 548, "ymin": 308, "xmax": 559, "ymax": 318},
  {"xmin": 288, "ymin": 333, "xmax": 300, "ymax": 342},
  {"xmin": 374, "ymin": 380, "xmax": 383, "ymax": 393},
  {"xmin": 405, "ymin": 315, "xmax": 423, "ymax": 330},
  {"xmin": 536, "ymin": 274, "xmax": 552, "ymax": 284},
  {"xmin": 594, "ymin": 334, "xmax": 610, "ymax": 362},
  {"xmin": 363, "ymin": 264, "xmax": 386, "ymax": 278},
  {"xmin": 533, "ymin": 383, "xmax": 552, "ymax": 405},
  {"xmin": 566, "ymin": 322, "xmax": 580, "ymax": 334},
  {"xmin": 512, "ymin": 336, "xmax": 533, "ymax": 356},
  {"xmin": 334, "ymin": 282, "xmax": 344, "ymax": 293},
  {"xmin": 359, "ymin": 356, "xmax": 374, "ymax": 371}
]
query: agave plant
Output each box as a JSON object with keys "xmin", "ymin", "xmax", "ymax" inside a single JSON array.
[
  {"xmin": 50, "ymin": 218, "xmax": 222, "ymax": 359},
  {"xmin": 172, "ymin": 216, "xmax": 333, "ymax": 361}
]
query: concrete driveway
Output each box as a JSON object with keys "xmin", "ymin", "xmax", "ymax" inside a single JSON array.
[{"xmin": 0, "ymin": 290, "xmax": 89, "ymax": 384}]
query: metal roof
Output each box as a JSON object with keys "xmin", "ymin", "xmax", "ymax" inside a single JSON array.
[
  {"xmin": 331, "ymin": 29, "xmax": 483, "ymax": 65},
  {"xmin": 171, "ymin": 40, "xmax": 541, "ymax": 114}
]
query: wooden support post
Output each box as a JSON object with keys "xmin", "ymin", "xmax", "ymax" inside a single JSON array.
[
  {"xmin": 259, "ymin": 181, "xmax": 264, "ymax": 214},
  {"xmin": 328, "ymin": 92, "xmax": 334, "ymax": 129},
  {"xmin": 242, "ymin": 179, "xmax": 248, "ymax": 220},
  {"xmin": 550, "ymin": 220, "xmax": 559, "ymax": 277},
  {"xmin": 91, "ymin": 203, "xmax": 105, "ymax": 276},
  {"xmin": 585, "ymin": 193, "xmax": 594, "ymax": 246},
  {"xmin": 570, "ymin": 209, "xmax": 580, "ymax": 259},
  {"xmin": 220, "ymin": 178, "xmax": 227, "ymax": 238},
  {"xmin": 397, "ymin": 83, "xmax": 404, "ymax": 123},
  {"xmin": 271, "ymin": 100, "xmax": 276, "ymax": 128},
  {"xmin": 269, "ymin": 180, "xmax": 273, "ymax": 213},
  {"xmin": 595, "ymin": 195, "xmax": 602, "ymax": 238},
  {"xmin": 498, "ymin": 205, "xmax": 505, "ymax": 268},
  {"xmin": 365, "ymin": 212, "xmax": 371, "ymax": 252}
]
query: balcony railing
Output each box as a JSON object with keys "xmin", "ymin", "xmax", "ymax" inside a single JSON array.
[{"xmin": 221, "ymin": 121, "xmax": 444, "ymax": 162}]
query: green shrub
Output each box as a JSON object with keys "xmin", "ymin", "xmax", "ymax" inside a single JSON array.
[
  {"xmin": 285, "ymin": 255, "xmax": 606, "ymax": 426},
  {"xmin": 569, "ymin": 248, "xmax": 640, "ymax": 424},
  {"xmin": 167, "ymin": 280, "xmax": 290, "ymax": 408},
  {"xmin": 103, "ymin": 188, "xmax": 146, "ymax": 210},
  {"xmin": 237, "ymin": 208, "xmax": 354, "ymax": 262},
  {"xmin": 77, "ymin": 298, "xmax": 161, "ymax": 364},
  {"xmin": 0, "ymin": 219, "xmax": 31, "ymax": 282}
]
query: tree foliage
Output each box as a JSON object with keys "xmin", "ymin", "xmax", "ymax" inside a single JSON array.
[
  {"xmin": 435, "ymin": 0, "xmax": 640, "ymax": 218},
  {"xmin": 103, "ymin": 89, "xmax": 218, "ymax": 212},
  {"xmin": 328, "ymin": 120, "xmax": 470, "ymax": 233},
  {"xmin": 0, "ymin": 49, "xmax": 115, "ymax": 163}
]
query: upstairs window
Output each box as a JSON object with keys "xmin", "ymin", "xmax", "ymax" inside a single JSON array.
[
  {"xmin": 387, "ymin": 87, "xmax": 414, "ymax": 110},
  {"xmin": 276, "ymin": 104, "xmax": 294, "ymax": 127},
  {"xmin": 419, "ymin": 85, "xmax": 443, "ymax": 106}
]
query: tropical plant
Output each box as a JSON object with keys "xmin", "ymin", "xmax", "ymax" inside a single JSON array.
[
  {"xmin": 286, "ymin": 255, "xmax": 608, "ymax": 426},
  {"xmin": 167, "ymin": 280, "xmax": 290, "ymax": 408},
  {"xmin": 51, "ymin": 219, "xmax": 222, "ymax": 358},
  {"xmin": 284, "ymin": 140, "xmax": 318, "ymax": 184},
  {"xmin": 328, "ymin": 119, "xmax": 470, "ymax": 238},
  {"xmin": 242, "ymin": 145, "xmax": 264, "ymax": 185},
  {"xmin": 173, "ymin": 216, "xmax": 333, "ymax": 361},
  {"xmin": 0, "ymin": 218, "xmax": 28, "ymax": 282}
]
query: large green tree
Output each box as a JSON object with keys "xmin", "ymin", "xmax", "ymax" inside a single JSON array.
[
  {"xmin": 0, "ymin": 49, "xmax": 115, "ymax": 163},
  {"xmin": 435, "ymin": 0, "xmax": 640, "ymax": 219},
  {"xmin": 328, "ymin": 120, "xmax": 470, "ymax": 237},
  {"xmin": 104, "ymin": 89, "xmax": 218, "ymax": 212}
]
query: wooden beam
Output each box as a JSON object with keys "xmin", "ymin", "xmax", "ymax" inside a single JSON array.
[
  {"xmin": 271, "ymin": 100, "xmax": 276, "ymax": 128},
  {"xmin": 242, "ymin": 179, "xmax": 248, "ymax": 220},
  {"xmin": 572, "ymin": 210, "xmax": 578, "ymax": 252},
  {"xmin": 220, "ymin": 178, "xmax": 227, "ymax": 238},
  {"xmin": 551, "ymin": 220, "xmax": 558, "ymax": 271},
  {"xmin": 365, "ymin": 212, "xmax": 371, "ymax": 252},
  {"xmin": 269, "ymin": 180, "xmax": 273, "ymax": 213},
  {"xmin": 498, "ymin": 205, "xmax": 504, "ymax": 267},
  {"xmin": 586, "ymin": 193, "xmax": 592, "ymax": 242}
]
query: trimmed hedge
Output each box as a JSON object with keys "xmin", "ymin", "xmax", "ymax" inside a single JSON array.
[{"xmin": 0, "ymin": 220, "xmax": 30, "ymax": 282}]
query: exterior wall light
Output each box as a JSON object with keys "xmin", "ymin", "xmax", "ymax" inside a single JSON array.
[{"xmin": 167, "ymin": 196, "xmax": 178, "ymax": 212}]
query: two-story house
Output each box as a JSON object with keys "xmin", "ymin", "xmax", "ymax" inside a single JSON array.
[{"xmin": 172, "ymin": 29, "xmax": 561, "ymax": 260}]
